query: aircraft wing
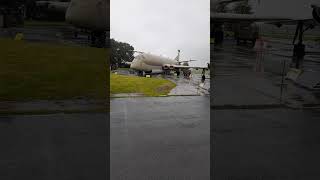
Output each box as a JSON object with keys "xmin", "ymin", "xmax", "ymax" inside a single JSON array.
[
  {"xmin": 36, "ymin": 1, "xmax": 70, "ymax": 13},
  {"xmin": 173, "ymin": 65, "xmax": 208, "ymax": 70},
  {"xmin": 211, "ymin": 13, "xmax": 292, "ymax": 23},
  {"xmin": 48, "ymin": 2, "xmax": 70, "ymax": 12},
  {"xmin": 266, "ymin": 19, "xmax": 318, "ymax": 27},
  {"xmin": 211, "ymin": 5, "xmax": 320, "ymax": 25}
]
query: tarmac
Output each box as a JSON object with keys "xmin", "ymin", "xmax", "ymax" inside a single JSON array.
[
  {"xmin": 110, "ymin": 70, "xmax": 210, "ymax": 179},
  {"xmin": 212, "ymin": 39, "xmax": 320, "ymax": 179},
  {"xmin": 167, "ymin": 73, "xmax": 210, "ymax": 96},
  {"xmin": 111, "ymin": 96, "xmax": 210, "ymax": 180},
  {"xmin": 212, "ymin": 39, "xmax": 320, "ymax": 109},
  {"xmin": 0, "ymin": 113, "xmax": 108, "ymax": 180},
  {"xmin": 213, "ymin": 108, "xmax": 320, "ymax": 179}
]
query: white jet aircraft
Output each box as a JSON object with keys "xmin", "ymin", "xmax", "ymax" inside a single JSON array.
[
  {"xmin": 38, "ymin": 0, "xmax": 109, "ymax": 47},
  {"xmin": 129, "ymin": 50, "xmax": 209, "ymax": 77},
  {"xmin": 211, "ymin": 0, "xmax": 320, "ymax": 41},
  {"xmin": 211, "ymin": 0, "xmax": 320, "ymax": 68}
]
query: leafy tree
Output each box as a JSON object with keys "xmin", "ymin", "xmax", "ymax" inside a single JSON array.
[{"xmin": 110, "ymin": 39, "xmax": 134, "ymax": 70}]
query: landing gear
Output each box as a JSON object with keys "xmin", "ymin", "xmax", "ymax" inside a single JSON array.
[
  {"xmin": 144, "ymin": 71, "xmax": 152, "ymax": 77},
  {"xmin": 162, "ymin": 69, "xmax": 171, "ymax": 75},
  {"xmin": 90, "ymin": 31, "xmax": 106, "ymax": 48},
  {"xmin": 236, "ymin": 38, "xmax": 240, "ymax": 45},
  {"xmin": 182, "ymin": 69, "xmax": 191, "ymax": 78},
  {"xmin": 137, "ymin": 71, "xmax": 144, "ymax": 76},
  {"xmin": 212, "ymin": 23, "xmax": 224, "ymax": 45},
  {"xmin": 291, "ymin": 21, "xmax": 313, "ymax": 69},
  {"xmin": 201, "ymin": 68, "xmax": 206, "ymax": 83},
  {"xmin": 293, "ymin": 43, "xmax": 305, "ymax": 69},
  {"xmin": 74, "ymin": 31, "xmax": 78, "ymax": 38},
  {"xmin": 176, "ymin": 70, "xmax": 181, "ymax": 77},
  {"xmin": 214, "ymin": 30, "xmax": 224, "ymax": 45}
]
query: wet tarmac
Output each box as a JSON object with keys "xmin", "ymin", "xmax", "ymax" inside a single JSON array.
[
  {"xmin": 111, "ymin": 96, "xmax": 210, "ymax": 179},
  {"xmin": 0, "ymin": 113, "xmax": 108, "ymax": 180},
  {"xmin": 213, "ymin": 108, "xmax": 320, "ymax": 179},
  {"xmin": 0, "ymin": 99, "xmax": 107, "ymax": 114},
  {"xmin": 167, "ymin": 73, "xmax": 210, "ymax": 96},
  {"xmin": 212, "ymin": 39, "xmax": 320, "ymax": 107},
  {"xmin": 212, "ymin": 38, "xmax": 320, "ymax": 179}
]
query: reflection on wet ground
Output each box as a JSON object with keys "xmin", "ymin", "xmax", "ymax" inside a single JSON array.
[
  {"xmin": 167, "ymin": 74, "xmax": 210, "ymax": 96},
  {"xmin": 111, "ymin": 96, "xmax": 210, "ymax": 179},
  {"xmin": 0, "ymin": 113, "xmax": 108, "ymax": 179},
  {"xmin": 212, "ymin": 39, "xmax": 320, "ymax": 107},
  {"xmin": 212, "ymin": 39, "xmax": 320, "ymax": 179}
]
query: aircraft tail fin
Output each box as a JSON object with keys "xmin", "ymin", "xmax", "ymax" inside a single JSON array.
[{"xmin": 174, "ymin": 49, "xmax": 180, "ymax": 62}]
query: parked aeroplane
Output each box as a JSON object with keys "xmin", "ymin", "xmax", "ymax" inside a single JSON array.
[
  {"xmin": 36, "ymin": 0, "xmax": 109, "ymax": 47},
  {"xmin": 211, "ymin": 0, "xmax": 320, "ymax": 68},
  {"xmin": 211, "ymin": 1, "xmax": 320, "ymax": 43},
  {"xmin": 129, "ymin": 50, "xmax": 208, "ymax": 77},
  {"xmin": 66, "ymin": 0, "xmax": 109, "ymax": 47}
]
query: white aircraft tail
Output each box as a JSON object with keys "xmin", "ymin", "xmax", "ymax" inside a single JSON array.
[{"xmin": 174, "ymin": 49, "xmax": 180, "ymax": 62}]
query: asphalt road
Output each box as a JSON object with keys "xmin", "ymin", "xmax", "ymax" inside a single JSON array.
[
  {"xmin": 213, "ymin": 108, "xmax": 320, "ymax": 179},
  {"xmin": 0, "ymin": 113, "xmax": 108, "ymax": 180},
  {"xmin": 111, "ymin": 96, "xmax": 210, "ymax": 180}
]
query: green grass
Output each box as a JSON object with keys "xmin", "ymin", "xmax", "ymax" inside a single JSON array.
[
  {"xmin": 0, "ymin": 38, "xmax": 108, "ymax": 101},
  {"xmin": 110, "ymin": 74, "xmax": 176, "ymax": 96}
]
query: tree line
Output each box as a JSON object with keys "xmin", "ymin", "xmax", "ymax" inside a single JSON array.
[{"xmin": 110, "ymin": 39, "xmax": 135, "ymax": 70}]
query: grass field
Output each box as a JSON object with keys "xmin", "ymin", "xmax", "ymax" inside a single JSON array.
[
  {"xmin": 0, "ymin": 38, "xmax": 108, "ymax": 101},
  {"xmin": 110, "ymin": 74, "xmax": 176, "ymax": 96}
]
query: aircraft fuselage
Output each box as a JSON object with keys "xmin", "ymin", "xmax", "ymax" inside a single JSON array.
[{"xmin": 130, "ymin": 53, "xmax": 178, "ymax": 73}]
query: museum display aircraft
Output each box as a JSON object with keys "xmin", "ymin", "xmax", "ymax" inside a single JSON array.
[{"xmin": 128, "ymin": 50, "xmax": 208, "ymax": 77}]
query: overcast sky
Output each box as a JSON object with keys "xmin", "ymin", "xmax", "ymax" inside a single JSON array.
[{"xmin": 111, "ymin": 0, "xmax": 210, "ymax": 67}]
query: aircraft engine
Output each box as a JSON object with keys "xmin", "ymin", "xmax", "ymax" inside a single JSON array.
[
  {"xmin": 312, "ymin": 5, "xmax": 320, "ymax": 24},
  {"xmin": 162, "ymin": 64, "xmax": 174, "ymax": 70},
  {"xmin": 162, "ymin": 64, "xmax": 170, "ymax": 70}
]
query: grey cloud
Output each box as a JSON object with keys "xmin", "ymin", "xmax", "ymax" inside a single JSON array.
[{"xmin": 111, "ymin": 0, "xmax": 210, "ymax": 66}]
